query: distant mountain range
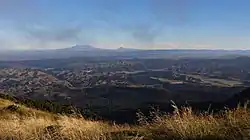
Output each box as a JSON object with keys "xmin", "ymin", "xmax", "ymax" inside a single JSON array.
[
  {"xmin": 59, "ymin": 45, "xmax": 138, "ymax": 52},
  {"xmin": 63, "ymin": 45, "xmax": 102, "ymax": 51},
  {"xmin": 0, "ymin": 45, "xmax": 250, "ymax": 61}
]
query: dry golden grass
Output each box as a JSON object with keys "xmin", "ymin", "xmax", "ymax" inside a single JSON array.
[
  {"xmin": 138, "ymin": 106, "xmax": 250, "ymax": 140},
  {"xmin": 0, "ymin": 98, "xmax": 141, "ymax": 140},
  {"xmin": 0, "ymin": 98, "xmax": 250, "ymax": 140}
]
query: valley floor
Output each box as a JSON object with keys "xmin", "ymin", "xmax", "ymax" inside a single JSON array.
[{"xmin": 0, "ymin": 98, "xmax": 250, "ymax": 140}]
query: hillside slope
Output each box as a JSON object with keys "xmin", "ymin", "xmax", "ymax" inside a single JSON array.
[
  {"xmin": 226, "ymin": 87, "xmax": 250, "ymax": 107},
  {"xmin": 0, "ymin": 96, "xmax": 250, "ymax": 140}
]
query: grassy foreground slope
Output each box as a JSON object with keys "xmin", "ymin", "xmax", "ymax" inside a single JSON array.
[{"xmin": 0, "ymin": 97, "xmax": 250, "ymax": 140}]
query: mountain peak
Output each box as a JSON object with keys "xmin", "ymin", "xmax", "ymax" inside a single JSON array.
[
  {"xmin": 69, "ymin": 45, "xmax": 99, "ymax": 51},
  {"xmin": 116, "ymin": 47, "xmax": 137, "ymax": 52},
  {"xmin": 117, "ymin": 47, "xmax": 125, "ymax": 50},
  {"xmin": 71, "ymin": 45, "xmax": 95, "ymax": 49}
]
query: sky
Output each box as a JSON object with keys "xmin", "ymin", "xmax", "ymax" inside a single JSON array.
[{"xmin": 1, "ymin": 0, "xmax": 250, "ymax": 50}]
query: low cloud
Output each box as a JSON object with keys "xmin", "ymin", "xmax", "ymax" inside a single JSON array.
[
  {"xmin": 121, "ymin": 0, "xmax": 189, "ymax": 45},
  {"xmin": 130, "ymin": 24, "xmax": 163, "ymax": 44},
  {"xmin": 0, "ymin": 23, "xmax": 86, "ymax": 50},
  {"xmin": 24, "ymin": 24, "xmax": 83, "ymax": 43}
]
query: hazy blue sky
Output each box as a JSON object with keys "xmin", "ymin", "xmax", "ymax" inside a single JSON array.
[{"xmin": 1, "ymin": 0, "xmax": 250, "ymax": 50}]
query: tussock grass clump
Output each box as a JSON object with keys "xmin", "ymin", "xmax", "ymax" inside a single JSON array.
[
  {"xmin": 0, "ymin": 113, "xmax": 139, "ymax": 140},
  {"xmin": 137, "ymin": 103, "xmax": 250, "ymax": 140},
  {"xmin": 0, "ymin": 98, "xmax": 250, "ymax": 140}
]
